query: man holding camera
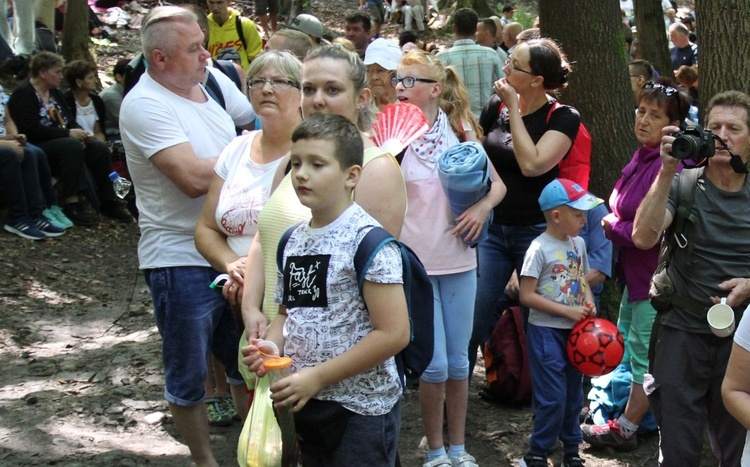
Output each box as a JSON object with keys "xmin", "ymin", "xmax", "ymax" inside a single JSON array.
[{"xmin": 632, "ymin": 91, "xmax": 750, "ymax": 466}]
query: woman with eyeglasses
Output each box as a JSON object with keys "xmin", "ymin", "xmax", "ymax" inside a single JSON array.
[
  {"xmin": 394, "ymin": 49, "xmax": 505, "ymax": 467},
  {"xmin": 194, "ymin": 51, "xmax": 303, "ymax": 424},
  {"xmin": 196, "ymin": 51, "xmax": 303, "ymax": 311},
  {"xmin": 8, "ymin": 51, "xmax": 131, "ymax": 226},
  {"xmin": 582, "ymin": 77, "xmax": 690, "ymax": 449},
  {"xmin": 238, "ymin": 45, "xmax": 408, "ymax": 465},
  {"xmin": 469, "ymin": 38, "xmax": 577, "ymax": 358},
  {"xmin": 470, "ymin": 38, "xmax": 585, "ymax": 464}
]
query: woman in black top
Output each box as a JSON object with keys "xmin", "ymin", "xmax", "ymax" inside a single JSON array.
[
  {"xmin": 469, "ymin": 39, "xmax": 581, "ymax": 370},
  {"xmin": 8, "ymin": 52, "xmax": 130, "ymax": 226}
]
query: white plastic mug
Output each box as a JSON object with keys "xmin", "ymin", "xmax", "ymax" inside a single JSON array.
[{"xmin": 707, "ymin": 298, "xmax": 735, "ymax": 337}]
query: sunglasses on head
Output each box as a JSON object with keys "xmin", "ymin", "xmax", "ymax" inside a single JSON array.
[
  {"xmin": 644, "ymin": 81, "xmax": 678, "ymax": 96},
  {"xmin": 644, "ymin": 81, "xmax": 682, "ymax": 119}
]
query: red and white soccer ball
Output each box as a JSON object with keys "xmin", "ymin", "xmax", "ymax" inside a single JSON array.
[{"xmin": 566, "ymin": 318, "xmax": 625, "ymax": 377}]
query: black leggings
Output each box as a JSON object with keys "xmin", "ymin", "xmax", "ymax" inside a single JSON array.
[{"xmin": 35, "ymin": 137, "xmax": 116, "ymax": 205}]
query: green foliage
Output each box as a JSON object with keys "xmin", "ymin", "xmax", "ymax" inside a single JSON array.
[{"xmin": 511, "ymin": 5, "xmax": 537, "ymax": 29}]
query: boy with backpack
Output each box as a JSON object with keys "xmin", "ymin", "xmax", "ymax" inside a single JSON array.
[
  {"xmin": 242, "ymin": 113, "xmax": 410, "ymax": 465},
  {"xmin": 518, "ymin": 178, "xmax": 602, "ymax": 467}
]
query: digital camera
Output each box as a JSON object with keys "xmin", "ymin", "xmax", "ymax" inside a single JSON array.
[{"xmin": 672, "ymin": 125, "xmax": 716, "ymax": 160}]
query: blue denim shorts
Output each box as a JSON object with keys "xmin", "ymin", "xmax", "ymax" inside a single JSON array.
[{"xmin": 144, "ymin": 266, "xmax": 243, "ymax": 406}]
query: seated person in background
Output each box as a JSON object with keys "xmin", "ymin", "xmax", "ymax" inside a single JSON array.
[
  {"xmin": 0, "ymin": 142, "xmax": 65, "ymax": 240},
  {"xmin": 1, "ymin": 83, "xmax": 72, "ymax": 232},
  {"xmin": 99, "ymin": 58, "xmax": 129, "ymax": 139},
  {"xmin": 63, "ymin": 60, "xmax": 107, "ymax": 143},
  {"xmin": 8, "ymin": 52, "xmax": 132, "ymax": 226},
  {"xmin": 98, "ymin": 58, "xmax": 131, "ymax": 184}
]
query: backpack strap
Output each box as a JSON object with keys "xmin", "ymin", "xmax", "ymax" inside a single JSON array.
[
  {"xmin": 276, "ymin": 221, "xmax": 306, "ymax": 272},
  {"xmin": 545, "ymin": 101, "xmax": 561, "ymax": 122},
  {"xmin": 213, "ymin": 59, "xmax": 243, "ymax": 91},
  {"xmin": 659, "ymin": 168, "xmax": 703, "ymax": 316},
  {"xmin": 354, "ymin": 227, "xmax": 414, "ymax": 337},
  {"xmin": 670, "ymin": 168, "xmax": 701, "ymax": 255},
  {"xmin": 353, "ymin": 227, "xmax": 397, "ymax": 290},
  {"xmin": 235, "ymin": 15, "xmax": 247, "ymax": 51},
  {"xmin": 204, "ymin": 71, "xmax": 226, "ymax": 109}
]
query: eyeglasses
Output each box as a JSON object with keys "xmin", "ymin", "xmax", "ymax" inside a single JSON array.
[
  {"xmin": 390, "ymin": 76, "xmax": 437, "ymax": 88},
  {"xmin": 643, "ymin": 81, "xmax": 682, "ymax": 119},
  {"xmin": 504, "ymin": 58, "xmax": 534, "ymax": 76},
  {"xmin": 247, "ymin": 78, "xmax": 300, "ymax": 91}
]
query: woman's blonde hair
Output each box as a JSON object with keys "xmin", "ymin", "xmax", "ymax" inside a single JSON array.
[
  {"xmin": 398, "ymin": 50, "xmax": 482, "ymax": 139},
  {"xmin": 246, "ymin": 50, "xmax": 303, "ymax": 84}
]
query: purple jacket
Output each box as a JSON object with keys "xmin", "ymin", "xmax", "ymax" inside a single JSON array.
[{"xmin": 608, "ymin": 145, "xmax": 679, "ymax": 301}]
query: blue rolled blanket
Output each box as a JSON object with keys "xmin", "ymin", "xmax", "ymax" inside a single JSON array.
[{"xmin": 437, "ymin": 142, "xmax": 494, "ymax": 246}]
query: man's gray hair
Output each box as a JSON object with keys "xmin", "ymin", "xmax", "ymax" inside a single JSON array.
[{"xmin": 141, "ymin": 6, "xmax": 198, "ymax": 62}]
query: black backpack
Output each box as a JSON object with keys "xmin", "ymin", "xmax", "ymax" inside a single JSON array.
[
  {"xmin": 277, "ymin": 223, "xmax": 435, "ymax": 388},
  {"xmin": 123, "ymin": 55, "xmax": 239, "ymax": 102}
]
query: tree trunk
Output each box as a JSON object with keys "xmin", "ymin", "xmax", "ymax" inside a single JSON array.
[
  {"xmin": 35, "ymin": 0, "xmax": 56, "ymax": 30},
  {"xmin": 696, "ymin": 0, "xmax": 750, "ymax": 115},
  {"xmin": 633, "ymin": 0, "xmax": 671, "ymax": 76},
  {"xmin": 539, "ymin": 0, "xmax": 638, "ymax": 200},
  {"xmin": 61, "ymin": 0, "xmax": 93, "ymax": 63}
]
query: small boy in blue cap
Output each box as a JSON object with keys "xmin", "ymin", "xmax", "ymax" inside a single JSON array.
[{"xmin": 518, "ymin": 178, "xmax": 603, "ymax": 467}]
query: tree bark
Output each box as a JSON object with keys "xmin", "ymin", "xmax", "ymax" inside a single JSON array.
[
  {"xmin": 633, "ymin": 0, "xmax": 671, "ymax": 76},
  {"xmin": 696, "ymin": 0, "xmax": 750, "ymax": 115},
  {"xmin": 60, "ymin": 0, "xmax": 93, "ymax": 63},
  {"xmin": 539, "ymin": 0, "xmax": 638, "ymax": 199}
]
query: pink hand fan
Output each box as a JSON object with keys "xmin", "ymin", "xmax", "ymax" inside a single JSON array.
[{"xmin": 372, "ymin": 103, "xmax": 429, "ymax": 156}]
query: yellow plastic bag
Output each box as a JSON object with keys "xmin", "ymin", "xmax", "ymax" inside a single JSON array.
[
  {"xmin": 237, "ymin": 331, "xmax": 257, "ymax": 390},
  {"xmin": 237, "ymin": 374, "xmax": 282, "ymax": 467}
]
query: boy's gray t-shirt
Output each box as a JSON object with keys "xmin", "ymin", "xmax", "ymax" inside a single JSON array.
[
  {"xmin": 521, "ymin": 232, "xmax": 590, "ymax": 329},
  {"xmin": 665, "ymin": 170, "xmax": 750, "ymax": 332}
]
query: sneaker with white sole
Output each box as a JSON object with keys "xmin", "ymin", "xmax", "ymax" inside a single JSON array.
[
  {"xmin": 518, "ymin": 454, "xmax": 548, "ymax": 467},
  {"xmin": 45, "ymin": 205, "xmax": 74, "ymax": 229},
  {"xmin": 423, "ymin": 455, "xmax": 453, "ymax": 467},
  {"xmin": 4, "ymin": 218, "xmax": 46, "ymax": 240},
  {"xmin": 34, "ymin": 217, "xmax": 65, "ymax": 237},
  {"xmin": 581, "ymin": 419, "xmax": 638, "ymax": 451},
  {"xmin": 451, "ymin": 451, "xmax": 478, "ymax": 466}
]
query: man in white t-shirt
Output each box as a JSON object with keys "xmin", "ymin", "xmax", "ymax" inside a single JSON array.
[{"xmin": 120, "ymin": 6, "xmax": 254, "ymax": 465}]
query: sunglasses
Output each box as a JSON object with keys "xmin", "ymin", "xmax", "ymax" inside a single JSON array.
[{"xmin": 644, "ymin": 81, "xmax": 682, "ymax": 119}]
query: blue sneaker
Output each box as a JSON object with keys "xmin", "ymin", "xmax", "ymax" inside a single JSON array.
[
  {"xmin": 4, "ymin": 218, "xmax": 46, "ymax": 240},
  {"xmin": 34, "ymin": 217, "xmax": 65, "ymax": 237},
  {"xmin": 45, "ymin": 206, "xmax": 74, "ymax": 229}
]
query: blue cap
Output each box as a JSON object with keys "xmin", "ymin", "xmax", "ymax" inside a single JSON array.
[{"xmin": 538, "ymin": 178, "xmax": 603, "ymax": 211}]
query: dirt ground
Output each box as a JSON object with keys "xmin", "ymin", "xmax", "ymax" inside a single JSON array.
[
  {"xmin": 0, "ymin": 1, "xmax": 717, "ymax": 466},
  {"xmin": 0, "ymin": 219, "xmax": 721, "ymax": 466}
]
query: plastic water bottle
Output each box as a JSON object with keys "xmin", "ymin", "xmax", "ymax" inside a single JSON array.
[{"xmin": 108, "ymin": 171, "xmax": 132, "ymax": 199}]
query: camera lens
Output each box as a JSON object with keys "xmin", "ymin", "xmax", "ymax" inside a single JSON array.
[{"xmin": 672, "ymin": 134, "xmax": 701, "ymax": 160}]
